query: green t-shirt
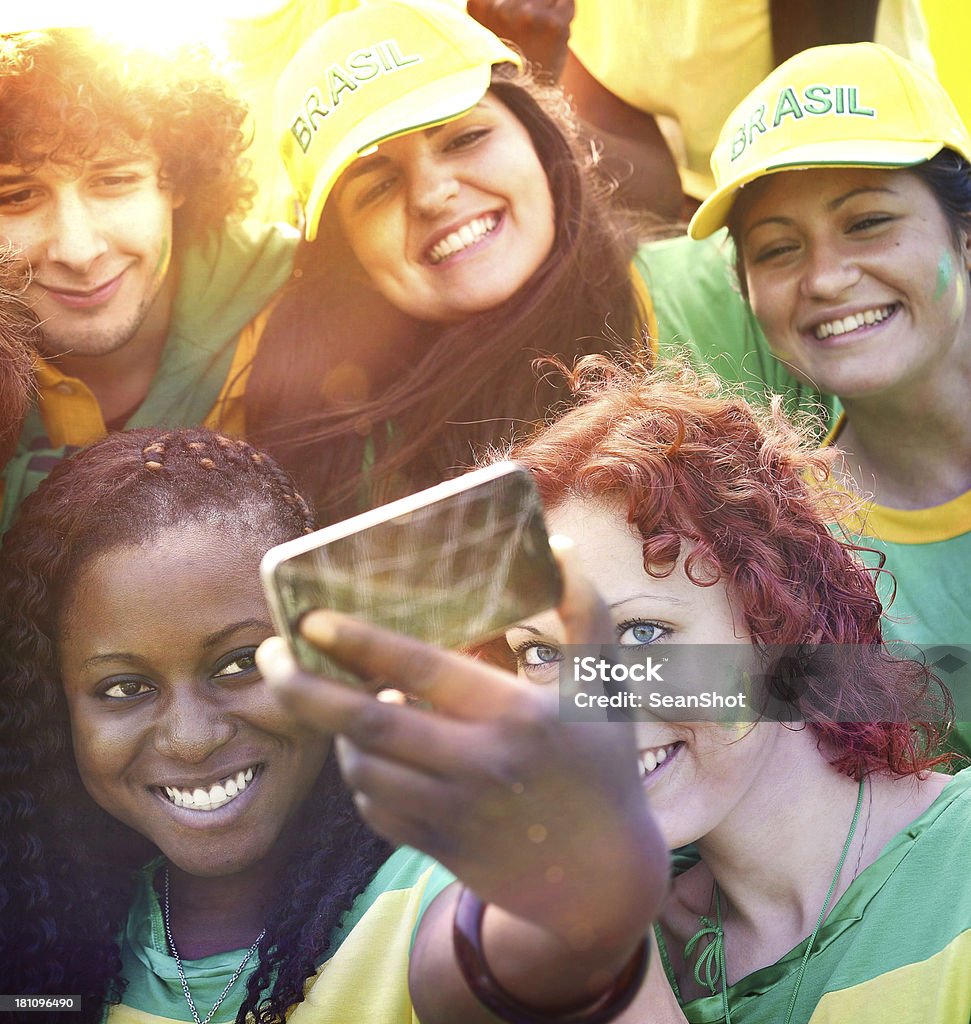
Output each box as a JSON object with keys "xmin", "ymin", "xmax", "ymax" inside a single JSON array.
[
  {"xmin": 659, "ymin": 768, "xmax": 971, "ymax": 1023},
  {"xmin": 849, "ymin": 490, "xmax": 971, "ymax": 762},
  {"xmin": 106, "ymin": 847, "xmax": 455, "ymax": 1024}
]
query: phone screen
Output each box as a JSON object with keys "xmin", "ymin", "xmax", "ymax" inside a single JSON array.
[{"xmin": 261, "ymin": 462, "xmax": 562, "ymax": 682}]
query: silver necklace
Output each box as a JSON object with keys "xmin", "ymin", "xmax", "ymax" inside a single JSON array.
[{"xmin": 162, "ymin": 868, "xmax": 266, "ymax": 1024}]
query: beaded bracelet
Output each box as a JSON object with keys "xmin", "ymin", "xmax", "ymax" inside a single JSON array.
[{"xmin": 452, "ymin": 887, "xmax": 649, "ymax": 1024}]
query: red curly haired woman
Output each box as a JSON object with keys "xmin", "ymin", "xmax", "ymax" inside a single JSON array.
[{"xmin": 262, "ymin": 359, "xmax": 971, "ymax": 1024}]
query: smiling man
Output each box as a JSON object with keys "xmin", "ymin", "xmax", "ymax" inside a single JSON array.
[{"xmin": 0, "ymin": 27, "xmax": 298, "ymax": 530}]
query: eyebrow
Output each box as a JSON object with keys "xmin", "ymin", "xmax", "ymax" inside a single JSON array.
[
  {"xmin": 77, "ymin": 619, "xmax": 274, "ymax": 671},
  {"xmin": 338, "ymin": 105, "xmax": 490, "ymax": 197},
  {"xmin": 0, "ymin": 170, "xmax": 36, "ymax": 187},
  {"xmin": 339, "ymin": 125, "xmax": 451, "ymax": 191},
  {"xmin": 338, "ymin": 153, "xmax": 391, "ymax": 194},
  {"xmin": 0, "ymin": 155, "xmax": 153, "ymax": 188},
  {"xmin": 743, "ymin": 186, "xmax": 899, "ymax": 239},
  {"xmin": 202, "ymin": 618, "xmax": 275, "ymax": 650},
  {"xmin": 508, "ymin": 595, "xmax": 687, "ymax": 635}
]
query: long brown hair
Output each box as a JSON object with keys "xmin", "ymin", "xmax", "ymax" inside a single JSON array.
[{"xmin": 242, "ymin": 64, "xmax": 645, "ymax": 523}]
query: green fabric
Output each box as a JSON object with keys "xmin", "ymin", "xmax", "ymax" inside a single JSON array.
[
  {"xmin": 635, "ymin": 231, "xmax": 841, "ymax": 432},
  {"xmin": 0, "ymin": 220, "xmax": 298, "ymax": 532},
  {"xmin": 855, "ymin": 528, "xmax": 971, "ymax": 763},
  {"xmin": 656, "ymin": 768, "xmax": 971, "ymax": 1023},
  {"xmin": 110, "ymin": 847, "xmax": 454, "ymax": 1024}
]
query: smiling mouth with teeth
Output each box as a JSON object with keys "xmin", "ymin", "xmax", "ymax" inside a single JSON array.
[
  {"xmin": 160, "ymin": 765, "xmax": 260, "ymax": 812},
  {"xmin": 814, "ymin": 303, "xmax": 896, "ymax": 340},
  {"xmin": 638, "ymin": 742, "xmax": 682, "ymax": 779},
  {"xmin": 427, "ymin": 213, "xmax": 499, "ymax": 265}
]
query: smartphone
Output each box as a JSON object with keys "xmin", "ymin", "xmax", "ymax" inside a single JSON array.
[{"xmin": 260, "ymin": 461, "xmax": 563, "ymax": 683}]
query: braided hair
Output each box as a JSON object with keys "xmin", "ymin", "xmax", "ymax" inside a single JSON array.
[{"xmin": 0, "ymin": 428, "xmax": 391, "ymax": 1024}]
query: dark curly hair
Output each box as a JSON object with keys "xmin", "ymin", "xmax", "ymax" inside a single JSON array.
[
  {"xmin": 509, "ymin": 357, "xmax": 954, "ymax": 780},
  {"xmin": 242, "ymin": 62, "xmax": 646, "ymax": 523},
  {"xmin": 0, "ymin": 245, "xmax": 37, "ymax": 467},
  {"xmin": 0, "ymin": 28, "xmax": 255, "ymax": 243},
  {"xmin": 0, "ymin": 428, "xmax": 391, "ymax": 1024}
]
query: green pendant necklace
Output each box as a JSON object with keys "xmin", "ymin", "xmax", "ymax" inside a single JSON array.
[{"xmin": 685, "ymin": 778, "xmax": 866, "ymax": 1024}]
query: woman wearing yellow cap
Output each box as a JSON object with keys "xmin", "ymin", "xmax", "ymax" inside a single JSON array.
[
  {"xmin": 643, "ymin": 42, "xmax": 971, "ymax": 757},
  {"xmin": 232, "ymin": 0, "xmax": 829, "ymax": 527}
]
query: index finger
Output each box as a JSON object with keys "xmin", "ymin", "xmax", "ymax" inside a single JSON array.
[{"xmin": 299, "ymin": 609, "xmax": 535, "ymax": 719}]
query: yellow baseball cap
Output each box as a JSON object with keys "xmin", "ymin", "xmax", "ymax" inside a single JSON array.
[
  {"xmin": 275, "ymin": 0, "xmax": 521, "ymax": 242},
  {"xmin": 689, "ymin": 42, "xmax": 971, "ymax": 240}
]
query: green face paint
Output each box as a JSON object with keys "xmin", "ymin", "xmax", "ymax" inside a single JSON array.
[{"xmin": 934, "ymin": 250, "xmax": 955, "ymax": 301}]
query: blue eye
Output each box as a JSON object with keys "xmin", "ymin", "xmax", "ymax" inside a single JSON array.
[
  {"xmin": 618, "ymin": 620, "xmax": 667, "ymax": 645},
  {"xmin": 509, "ymin": 640, "xmax": 562, "ymax": 682},
  {"xmin": 522, "ymin": 643, "xmax": 561, "ymax": 666}
]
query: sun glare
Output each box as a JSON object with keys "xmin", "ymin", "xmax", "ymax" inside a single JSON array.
[{"xmin": 0, "ymin": 1, "xmax": 290, "ymax": 57}]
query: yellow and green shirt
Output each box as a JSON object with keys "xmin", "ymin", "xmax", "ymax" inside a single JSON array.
[
  {"xmin": 659, "ymin": 768, "xmax": 971, "ymax": 1023},
  {"xmin": 0, "ymin": 220, "xmax": 298, "ymax": 532},
  {"xmin": 106, "ymin": 847, "xmax": 454, "ymax": 1024}
]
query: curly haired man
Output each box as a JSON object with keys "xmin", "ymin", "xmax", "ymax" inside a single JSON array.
[{"xmin": 0, "ymin": 27, "xmax": 298, "ymax": 529}]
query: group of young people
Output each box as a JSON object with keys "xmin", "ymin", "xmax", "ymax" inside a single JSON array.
[{"xmin": 0, "ymin": 2, "xmax": 968, "ymax": 1022}]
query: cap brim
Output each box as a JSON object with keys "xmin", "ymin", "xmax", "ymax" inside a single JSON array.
[
  {"xmin": 688, "ymin": 139, "xmax": 943, "ymax": 239},
  {"xmin": 304, "ymin": 64, "xmax": 495, "ymax": 241}
]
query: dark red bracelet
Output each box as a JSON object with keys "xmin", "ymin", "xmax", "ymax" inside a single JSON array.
[{"xmin": 452, "ymin": 887, "xmax": 649, "ymax": 1024}]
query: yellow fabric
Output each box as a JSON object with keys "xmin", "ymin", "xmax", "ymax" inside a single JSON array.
[
  {"xmin": 860, "ymin": 489, "xmax": 971, "ymax": 545},
  {"xmin": 227, "ymin": 0, "xmax": 466, "ymax": 225},
  {"xmin": 0, "ymin": 302, "xmax": 273, "ymax": 513},
  {"xmin": 107, "ymin": 855, "xmax": 447, "ymax": 1024},
  {"xmin": 689, "ymin": 40, "xmax": 970, "ymax": 240},
  {"xmin": 568, "ymin": 0, "xmax": 934, "ymax": 200},
  {"xmin": 108, "ymin": 1011, "xmax": 181, "ymax": 1024},
  {"xmin": 808, "ymin": 930, "xmax": 971, "ymax": 1024},
  {"xmin": 821, "ymin": 413, "xmax": 971, "ymax": 545},
  {"xmin": 106, "ymin": 884, "xmax": 428, "ymax": 1023},
  {"xmin": 18, "ymin": 309, "xmax": 268, "ymax": 452},
  {"xmin": 631, "ymin": 260, "xmax": 659, "ymax": 357},
  {"xmin": 203, "ymin": 300, "xmax": 279, "ymax": 436},
  {"xmin": 922, "ymin": 0, "xmax": 971, "ymax": 136},
  {"xmin": 31, "ymin": 358, "xmax": 107, "ymax": 448},
  {"xmin": 295, "ymin": 883, "xmax": 429, "ymax": 1023}
]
